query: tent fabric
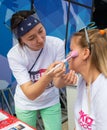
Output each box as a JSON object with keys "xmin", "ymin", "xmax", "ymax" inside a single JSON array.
[{"xmin": 0, "ymin": 0, "xmax": 93, "ymax": 78}]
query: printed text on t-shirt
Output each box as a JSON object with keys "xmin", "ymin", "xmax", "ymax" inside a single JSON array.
[{"xmin": 78, "ymin": 110, "xmax": 93, "ymax": 130}]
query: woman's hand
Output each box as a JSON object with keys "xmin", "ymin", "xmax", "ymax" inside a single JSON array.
[
  {"xmin": 45, "ymin": 62, "xmax": 77, "ymax": 88},
  {"xmin": 61, "ymin": 70, "xmax": 77, "ymax": 86},
  {"xmin": 45, "ymin": 61, "xmax": 66, "ymax": 78}
]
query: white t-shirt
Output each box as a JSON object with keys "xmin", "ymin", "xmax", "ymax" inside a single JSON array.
[
  {"xmin": 7, "ymin": 36, "xmax": 65, "ymax": 110},
  {"xmin": 74, "ymin": 74, "xmax": 107, "ymax": 130}
]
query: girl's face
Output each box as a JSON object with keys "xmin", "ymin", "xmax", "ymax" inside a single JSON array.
[
  {"xmin": 20, "ymin": 23, "xmax": 46, "ymax": 51},
  {"xmin": 68, "ymin": 36, "xmax": 86, "ymax": 73}
]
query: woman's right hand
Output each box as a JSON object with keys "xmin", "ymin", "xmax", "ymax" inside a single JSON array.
[{"xmin": 45, "ymin": 61, "xmax": 66, "ymax": 78}]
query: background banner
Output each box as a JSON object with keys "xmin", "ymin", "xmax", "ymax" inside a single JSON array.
[
  {"xmin": 34, "ymin": 0, "xmax": 93, "ymax": 54},
  {"xmin": 0, "ymin": 0, "xmax": 93, "ymax": 83}
]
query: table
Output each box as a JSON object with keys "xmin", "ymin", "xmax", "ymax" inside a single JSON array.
[{"xmin": 0, "ymin": 110, "xmax": 36, "ymax": 130}]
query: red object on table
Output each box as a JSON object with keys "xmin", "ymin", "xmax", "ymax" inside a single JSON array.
[{"xmin": 0, "ymin": 110, "xmax": 36, "ymax": 130}]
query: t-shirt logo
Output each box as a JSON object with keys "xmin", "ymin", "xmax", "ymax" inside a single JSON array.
[
  {"xmin": 29, "ymin": 69, "xmax": 46, "ymax": 82},
  {"xmin": 29, "ymin": 69, "xmax": 54, "ymax": 89},
  {"xmin": 78, "ymin": 110, "xmax": 93, "ymax": 130}
]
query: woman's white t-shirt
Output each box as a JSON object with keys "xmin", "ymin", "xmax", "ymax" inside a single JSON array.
[
  {"xmin": 74, "ymin": 74, "xmax": 107, "ymax": 130},
  {"xmin": 7, "ymin": 36, "xmax": 65, "ymax": 110}
]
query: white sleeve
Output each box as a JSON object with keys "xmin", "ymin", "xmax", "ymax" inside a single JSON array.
[
  {"xmin": 55, "ymin": 38, "xmax": 65, "ymax": 61},
  {"xmin": 7, "ymin": 48, "xmax": 31, "ymax": 85}
]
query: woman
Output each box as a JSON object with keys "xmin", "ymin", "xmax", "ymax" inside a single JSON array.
[
  {"xmin": 7, "ymin": 10, "xmax": 76, "ymax": 130},
  {"xmin": 68, "ymin": 28, "xmax": 107, "ymax": 130}
]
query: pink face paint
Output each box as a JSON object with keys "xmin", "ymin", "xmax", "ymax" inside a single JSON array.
[
  {"xmin": 46, "ymin": 51, "xmax": 78, "ymax": 74},
  {"xmin": 62, "ymin": 50, "xmax": 78, "ymax": 63}
]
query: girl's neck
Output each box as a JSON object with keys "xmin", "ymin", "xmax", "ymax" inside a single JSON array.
[{"xmin": 83, "ymin": 67, "xmax": 100, "ymax": 86}]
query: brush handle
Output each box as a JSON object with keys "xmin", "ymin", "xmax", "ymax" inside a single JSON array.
[
  {"xmin": 46, "ymin": 56, "xmax": 70, "ymax": 75},
  {"xmin": 46, "ymin": 51, "xmax": 78, "ymax": 75},
  {"xmin": 46, "ymin": 63, "xmax": 61, "ymax": 74}
]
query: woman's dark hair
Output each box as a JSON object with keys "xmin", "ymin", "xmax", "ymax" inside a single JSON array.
[
  {"xmin": 11, "ymin": 10, "xmax": 35, "ymax": 30},
  {"xmin": 11, "ymin": 10, "xmax": 35, "ymax": 46}
]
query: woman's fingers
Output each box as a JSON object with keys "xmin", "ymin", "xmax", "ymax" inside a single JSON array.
[{"xmin": 62, "ymin": 70, "xmax": 77, "ymax": 86}]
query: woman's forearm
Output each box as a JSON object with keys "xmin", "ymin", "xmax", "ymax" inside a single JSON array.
[{"xmin": 21, "ymin": 74, "xmax": 52, "ymax": 100}]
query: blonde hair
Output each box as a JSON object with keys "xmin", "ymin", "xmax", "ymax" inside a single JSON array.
[{"xmin": 72, "ymin": 29, "xmax": 107, "ymax": 77}]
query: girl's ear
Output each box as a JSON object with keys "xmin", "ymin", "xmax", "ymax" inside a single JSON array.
[{"xmin": 82, "ymin": 48, "xmax": 90, "ymax": 60}]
